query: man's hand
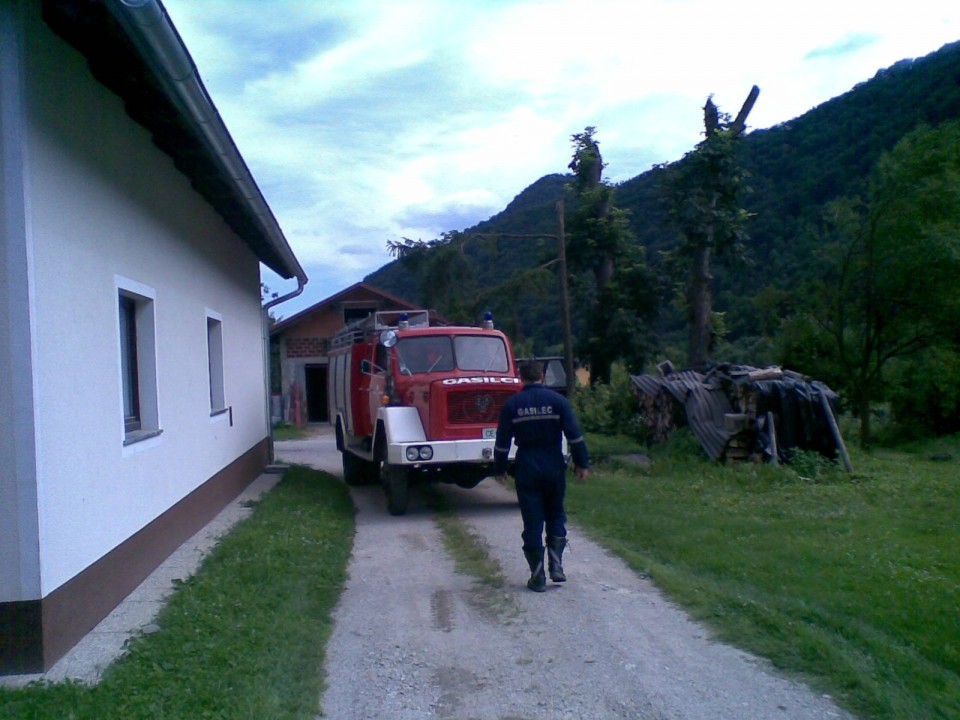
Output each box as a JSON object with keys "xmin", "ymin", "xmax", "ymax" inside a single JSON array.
[{"xmin": 574, "ymin": 466, "xmax": 589, "ymax": 482}]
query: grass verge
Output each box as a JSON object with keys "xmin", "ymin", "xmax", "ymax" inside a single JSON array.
[
  {"xmin": 568, "ymin": 430, "xmax": 960, "ymax": 720},
  {"xmin": 272, "ymin": 423, "xmax": 311, "ymax": 441},
  {"xmin": 0, "ymin": 466, "xmax": 355, "ymax": 720},
  {"xmin": 423, "ymin": 487, "xmax": 504, "ymax": 588},
  {"xmin": 422, "ymin": 487, "xmax": 517, "ymax": 619}
]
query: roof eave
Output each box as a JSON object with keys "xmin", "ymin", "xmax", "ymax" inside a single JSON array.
[{"xmin": 42, "ymin": 0, "xmax": 307, "ymax": 287}]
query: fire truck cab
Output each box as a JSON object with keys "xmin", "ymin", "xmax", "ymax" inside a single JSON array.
[{"xmin": 328, "ymin": 310, "xmax": 520, "ymax": 515}]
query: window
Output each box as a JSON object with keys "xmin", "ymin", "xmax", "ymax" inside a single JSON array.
[
  {"xmin": 396, "ymin": 336, "xmax": 454, "ymax": 374},
  {"xmin": 119, "ymin": 295, "xmax": 140, "ymax": 432},
  {"xmin": 207, "ymin": 311, "xmax": 226, "ymax": 414},
  {"xmin": 454, "ymin": 336, "xmax": 509, "ymax": 372},
  {"xmin": 117, "ymin": 277, "xmax": 160, "ymax": 445},
  {"xmin": 342, "ymin": 303, "xmax": 377, "ymax": 324}
]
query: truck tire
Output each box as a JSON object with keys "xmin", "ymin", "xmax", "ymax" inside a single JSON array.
[
  {"xmin": 342, "ymin": 451, "xmax": 370, "ymax": 486},
  {"xmin": 384, "ymin": 465, "xmax": 409, "ymax": 516}
]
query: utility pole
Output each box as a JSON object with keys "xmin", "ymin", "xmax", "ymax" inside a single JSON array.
[{"xmin": 556, "ymin": 200, "xmax": 575, "ymax": 396}]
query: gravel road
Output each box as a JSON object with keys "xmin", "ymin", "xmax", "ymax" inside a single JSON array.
[{"xmin": 275, "ymin": 430, "xmax": 854, "ymax": 720}]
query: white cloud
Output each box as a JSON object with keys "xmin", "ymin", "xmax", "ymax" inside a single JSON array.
[{"xmin": 162, "ymin": 0, "xmax": 960, "ymax": 316}]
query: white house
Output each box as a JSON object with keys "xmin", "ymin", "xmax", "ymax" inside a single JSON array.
[{"xmin": 0, "ymin": 0, "xmax": 307, "ymax": 673}]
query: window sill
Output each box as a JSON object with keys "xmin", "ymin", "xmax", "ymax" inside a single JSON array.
[{"xmin": 123, "ymin": 428, "xmax": 163, "ymax": 446}]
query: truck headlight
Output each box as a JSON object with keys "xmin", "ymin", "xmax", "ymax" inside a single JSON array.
[{"xmin": 405, "ymin": 445, "xmax": 434, "ymax": 461}]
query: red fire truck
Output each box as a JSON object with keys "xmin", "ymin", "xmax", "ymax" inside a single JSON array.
[{"xmin": 328, "ymin": 310, "xmax": 520, "ymax": 515}]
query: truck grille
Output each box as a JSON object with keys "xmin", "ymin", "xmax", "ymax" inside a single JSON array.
[{"xmin": 446, "ymin": 388, "xmax": 516, "ymax": 425}]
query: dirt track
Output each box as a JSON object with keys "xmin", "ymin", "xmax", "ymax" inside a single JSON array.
[{"xmin": 275, "ymin": 430, "xmax": 853, "ymax": 720}]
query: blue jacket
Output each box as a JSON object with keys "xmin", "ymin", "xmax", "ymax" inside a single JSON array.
[{"xmin": 494, "ymin": 383, "xmax": 589, "ymax": 476}]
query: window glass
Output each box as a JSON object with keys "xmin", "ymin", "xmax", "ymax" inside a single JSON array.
[
  {"xmin": 375, "ymin": 342, "xmax": 389, "ymax": 373},
  {"xmin": 543, "ymin": 359, "xmax": 566, "ymax": 387},
  {"xmin": 207, "ymin": 315, "xmax": 225, "ymax": 411},
  {"xmin": 119, "ymin": 295, "xmax": 140, "ymax": 431},
  {"xmin": 454, "ymin": 336, "xmax": 508, "ymax": 372},
  {"xmin": 395, "ymin": 336, "xmax": 454, "ymax": 374},
  {"xmin": 117, "ymin": 277, "xmax": 159, "ymax": 444}
]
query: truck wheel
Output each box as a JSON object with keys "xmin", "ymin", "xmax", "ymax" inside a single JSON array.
[
  {"xmin": 384, "ymin": 466, "xmax": 409, "ymax": 516},
  {"xmin": 342, "ymin": 451, "xmax": 369, "ymax": 486}
]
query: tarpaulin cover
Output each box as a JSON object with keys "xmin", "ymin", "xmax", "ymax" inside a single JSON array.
[{"xmin": 631, "ymin": 364, "xmax": 842, "ymax": 462}]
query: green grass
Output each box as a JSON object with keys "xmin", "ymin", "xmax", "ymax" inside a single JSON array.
[
  {"xmin": 426, "ymin": 491, "xmax": 505, "ymax": 588},
  {"xmin": 568, "ymin": 430, "xmax": 960, "ymax": 720},
  {"xmin": 0, "ymin": 466, "xmax": 355, "ymax": 720},
  {"xmin": 272, "ymin": 423, "xmax": 311, "ymax": 441},
  {"xmin": 423, "ymin": 487, "xmax": 519, "ymax": 620},
  {"xmin": 584, "ymin": 431, "xmax": 648, "ymax": 457}
]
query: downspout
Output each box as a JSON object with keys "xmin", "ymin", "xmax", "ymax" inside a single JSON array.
[{"xmin": 262, "ymin": 278, "xmax": 306, "ymax": 463}]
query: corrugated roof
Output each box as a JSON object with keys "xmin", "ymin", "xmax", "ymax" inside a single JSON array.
[
  {"xmin": 631, "ymin": 372, "xmax": 733, "ymax": 459},
  {"xmin": 632, "ymin": 365, "xmax": 843, "ymax": 463}
]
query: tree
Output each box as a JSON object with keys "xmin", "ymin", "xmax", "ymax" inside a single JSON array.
[
  {"xmin": 387, "ymin": 232, "xmax": 478, "ymax": 323},
  {"xmin": 780, "ymin": 120, "xmax": 960, "ymax": 444},
  {"xmin": 661, "ymin": 88, "xmax": 758, "ymax": 370},
  {"xmin": 566, "ymin": 127, "xmax": 657, "ymax": 383},
  {"xmin": 387, "ymin": 231, "xmax": 566, "ymax": 355}
]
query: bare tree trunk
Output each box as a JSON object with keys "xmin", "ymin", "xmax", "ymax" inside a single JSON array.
[
  {"xmin": 687, "ymin": 239, "xmax": 712, "ymax": 371},
  {"xmin": 858, "ymin": 395, "xmax": 872, "ymax": 447},
  {"xmin": 595, "ymin": 254, "xmax": 614, "ymax": 293},
  {"xmin": 683, "ymin": 86, "xmax": 758, "ymax": 372}
]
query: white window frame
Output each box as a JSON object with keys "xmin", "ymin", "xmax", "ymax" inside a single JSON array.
[
  {"xmin": 116, "ymin": 275, "xmax": 161, "ymax": 449},
  {"xmin": 206, "ymin": 308, "xmax": 227, "ymax": 418}
]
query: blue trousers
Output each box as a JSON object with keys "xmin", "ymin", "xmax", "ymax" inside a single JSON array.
[{"xmin": 514, "ymin": 452, "xmax": 567, "ymax": 551}]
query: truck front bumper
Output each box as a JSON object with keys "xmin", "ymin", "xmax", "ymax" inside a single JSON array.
[{"xmin": 386, "ymin": 438, "xmax": 516, "ymax": 467}]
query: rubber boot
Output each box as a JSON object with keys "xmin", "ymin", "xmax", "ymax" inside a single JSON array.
[
  {"xmin": 547, "ymin": 537, "xmax": 567, "ymax": 583},
  {"xmin": 523, "ymin": 547, "xmax": 546, "ymax": 592}
]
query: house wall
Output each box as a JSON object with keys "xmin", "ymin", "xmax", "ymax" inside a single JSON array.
[
  {"xmin": 0, "ymin": 1, "xmax": 42, "ymax": 617},
  {"xmin": 18, "ymin": 3, "xmax": 268, "ymax": 600}
]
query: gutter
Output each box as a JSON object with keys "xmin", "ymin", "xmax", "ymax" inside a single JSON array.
[{"xmin": 106, "ymin": 0, "xmax": 308, "ymax": 303}]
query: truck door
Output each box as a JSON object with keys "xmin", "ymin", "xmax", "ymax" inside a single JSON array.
[{"xmin": 366, "ymin": 342, "xmax": 388, "ymax": 431}]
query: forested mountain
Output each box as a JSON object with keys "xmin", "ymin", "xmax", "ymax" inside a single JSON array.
[{"xmin": 366, "ymin": 40, "xmax": 960, "ymax": 364}]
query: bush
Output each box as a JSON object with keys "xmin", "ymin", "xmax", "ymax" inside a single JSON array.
[
  {"xmin": 786, "ymin": 448, "xmax": 840, "ymax": 482},
  {"xmin": 888, "ymin": 346, "xmax": 960, "ymax": 439},
  {"xmin": 572, "ymin": 364, "xmax": 648, "ymax": 440}
]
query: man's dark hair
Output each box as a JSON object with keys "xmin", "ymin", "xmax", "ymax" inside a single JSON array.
[{"xmin": 518, "ymin": 360, "xmax": 544, "ymax": 384}]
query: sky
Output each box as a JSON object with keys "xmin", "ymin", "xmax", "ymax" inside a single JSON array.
[{"xmin": 161, "ymin": 0, "xmax": 960, "ymax": 319}]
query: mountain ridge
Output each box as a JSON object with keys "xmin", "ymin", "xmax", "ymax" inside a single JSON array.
[{"xmin": 366, "ymin": 39, "xmax": 960, "ymax": 357}]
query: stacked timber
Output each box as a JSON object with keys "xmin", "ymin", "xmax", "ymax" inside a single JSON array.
[{"xmin": 630, "ymin": 363, "xmax": 845, "ymax": 465}]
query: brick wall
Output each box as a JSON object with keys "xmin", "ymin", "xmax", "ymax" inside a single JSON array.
[{"xmin": 285, "ymin": 336, "xmax": 329, "ymax": 358}]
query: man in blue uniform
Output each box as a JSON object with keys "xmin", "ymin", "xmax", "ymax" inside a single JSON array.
[{"xmin": 495, "ymin": 360, "xmax": 589, "ymax": 592}]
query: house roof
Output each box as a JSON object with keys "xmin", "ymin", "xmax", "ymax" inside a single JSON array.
[
  {"xmin": 41, "ymin": 0, "xmax": 306, "ymax": 283},
  {"xmin": 270, "ymin": 282, "xmax": 422, "ymax": 335}
]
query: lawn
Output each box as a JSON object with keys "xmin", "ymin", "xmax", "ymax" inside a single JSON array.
[
  {"xmin": 569, "ymin": 430, "xmax": 960, "ymax": 720},
  {"xmin": 0, "ymin": 466, "xmax": 355, "ymax": 720},
  {"xmin": 271, "ymin": 423, "xmax": 312, "ymax": 441},
  {"xmin": 4, "ymin": 435, "xmax": 957, "ymax": 720}
]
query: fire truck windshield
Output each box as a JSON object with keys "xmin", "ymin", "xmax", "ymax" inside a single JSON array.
[
  {"xmin": 395, "ymin": 335, "xmax": 508, "ymax": 374},
  {"xmin": 454, "ymin": 335, "xmax": 509, "ymax": 372}
]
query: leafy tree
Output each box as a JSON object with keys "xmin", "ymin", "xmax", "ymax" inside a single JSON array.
[
  {"xmin": 888, "ymin": 344, "xmax": 960, "ymax": 438},
  {"xmin": 566, "ymin": 127, "xmax": 657, "ymax": 382},
  {"xmin": 660, "ymin": 89, "xmax": 758, "ymax": 370},
  {"xmin": 387, "ymin": 232, "xmax": 478, "ymax": 323},
  {"xmin": 779, "ymin": 120, "xmax": 960, "ymax": 444}
]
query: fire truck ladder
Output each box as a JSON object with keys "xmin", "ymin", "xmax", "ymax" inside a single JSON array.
[{"xmin": 331, "ymin": 309, "xmax": 432, "ymax": 348}]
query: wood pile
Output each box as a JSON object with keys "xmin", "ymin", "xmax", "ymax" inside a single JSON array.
[{"xmin": 630, "ymin": 363, "xmax": 848, "ymax": 466}]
